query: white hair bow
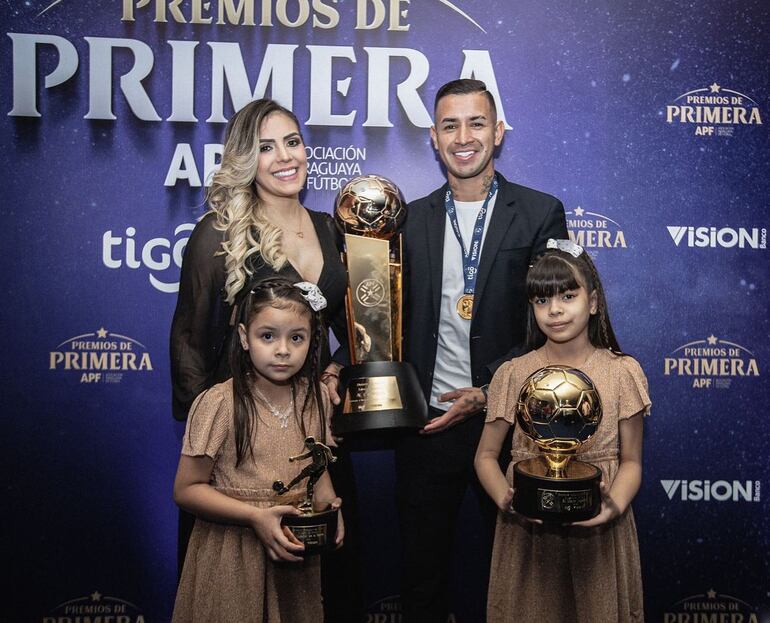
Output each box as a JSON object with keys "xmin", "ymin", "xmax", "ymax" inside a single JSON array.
[
  {"xmin": 295, "ymin": 282, "xmax": 328, "ymax": 312},
  {"xmin": 546, "ymin": 238, "xmax": 584, "ymax": 258}
]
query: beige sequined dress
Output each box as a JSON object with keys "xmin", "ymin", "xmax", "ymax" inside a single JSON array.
[
  {"xmin": 485, "ymin": 349, "xmax": 651, "ymax": 623},
  {"xmin": 172, "ymin": 379, "xmax": 328, "ymax": 623}
]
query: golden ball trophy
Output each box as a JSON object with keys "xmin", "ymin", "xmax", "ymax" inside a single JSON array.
[
  {"xmin": 512, "ymin": 365, "xmax": 603, "ymax": 521},
  {"xmin": 332, "ymin": 175, "xmax": 428, "ymax": 435},
  {"xmin": 272, "ymin": 436, "xmax": 338, "ymax": 554}
]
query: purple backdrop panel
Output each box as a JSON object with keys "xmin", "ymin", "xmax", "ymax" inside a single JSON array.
[{"xmin": 1, "ymin": 1, "xmax": 768, "ymax": 621}]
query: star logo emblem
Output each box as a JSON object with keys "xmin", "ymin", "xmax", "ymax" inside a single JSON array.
[
  {"xmin": 706, "ymin": 335, "xmax": 718, "ymax": 345},
  {"xmin": 574, "ymin": 206, "xmax": 585, "ymax": 217},
  {"xmin": 709, "ymin": 82, "xmax": 721, "ymax": 93},
  {"xmin": 707, "ymin": 588, "xmax": 717, "ymax": 599},
  {"xmin": 355, "ymin": 279, "xmax": 385, "ymax": 307},
  {"xmin": 91, "ymin": 591, "xmax": 102, "ymax": 601},
  {"xmin": 96, "ymin": 327, "xmax": 108, "ymax": 339}
]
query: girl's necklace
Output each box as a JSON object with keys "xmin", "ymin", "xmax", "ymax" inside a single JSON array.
[
  {"xmin": 252, "ymin": 386, "xmax": 293, "ymax": 429},
  {"xmin": 544, "ymin": 343, "xmax": 598, "ymax": 369}
]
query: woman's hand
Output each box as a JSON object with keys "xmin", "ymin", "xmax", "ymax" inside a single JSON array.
[
  {"xmin": 250, "ymin": 506, "xmax": 306, "ymax": 562},
  {"xmin": 321, "ymin": 362, "xmax": 343, "ymax": 405},
  {"xmin": 570, "ymin": 482, "xmax": 621, "ymax": 528}
]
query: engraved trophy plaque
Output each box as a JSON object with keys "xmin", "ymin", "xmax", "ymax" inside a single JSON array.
[
  {"xmin": 272, "ymin": 436, "xmax": 339, "ymax": 555},
  {"xmin": 332, "ymin": 175, "xmax": 428, "ymax": 435},
  {"xmin": 512, "ymin": 365, "xmax": 603, "ymax": 522}
]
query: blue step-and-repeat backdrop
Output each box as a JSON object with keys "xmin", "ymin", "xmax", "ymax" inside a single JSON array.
[{"xmin": 2, "ymin": 1, "xmax": 768, "ymax": 621}]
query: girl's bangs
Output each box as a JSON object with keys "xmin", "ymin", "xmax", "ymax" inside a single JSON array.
[{"xmin": 527, "ymin": 255, "xmax": 582, "ymax": 299}]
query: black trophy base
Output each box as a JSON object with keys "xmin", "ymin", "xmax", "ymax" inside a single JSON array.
[
  {"xmin": 332, "ymin": 361, "xmax": 428, "ymax": 435},
  {"xmin": 281, "ymin": 507, "xmax": 338, "ymax": 555},
  {"xmin": 512, "ymin": 456, "xmax": 601, "ymax": 522}
]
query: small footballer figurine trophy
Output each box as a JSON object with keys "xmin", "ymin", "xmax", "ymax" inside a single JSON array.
[
  {"xmin": 512, "ymin": 365, "xmax": 603, "ymax": 521},
  {"xmin": 332, "ymin": 174, "xmax": 428, "ymax": 434},
  {"xmin": 272, "ymin": 436, "xmax": 339, "ymax": 554}
]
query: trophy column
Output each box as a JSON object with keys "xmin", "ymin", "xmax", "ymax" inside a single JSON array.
[{"xmin": 332, "ymin": 175, "xmax": 428, "ymax": 435}]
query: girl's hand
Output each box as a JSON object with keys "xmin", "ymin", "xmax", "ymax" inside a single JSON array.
[
  {"xmin": 500, "ymin": 487, "xmax": 543, "ymax": 524},
  {"xmin": 570, "ymin": 482, "xmax": 621, "ymax": 528},
  {"xmin": 313, "ymin": 496, "xmax": 345, "ymax": 548},
  {"xmin": 330, "ymin": 497, "xmax": 345, "ymax": 548},
  {"xmin": 250, "ymin": 506, "xmax": 306, "ymax": 562},
  {"xmin": 498, "ymin": 487, "xmax": 515, "ymax": 513}
]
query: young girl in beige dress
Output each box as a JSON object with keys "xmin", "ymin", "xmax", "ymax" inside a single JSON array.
[
  {"xmin": 172, "ymin": 278, "xmax": 343, "ymax": 623},
  {"xmin": 475, "ymin": 239, "xmax": 650, "ymax": 623}
]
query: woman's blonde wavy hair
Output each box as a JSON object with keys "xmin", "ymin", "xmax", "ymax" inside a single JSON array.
[{"xmin": 206, "ymin": 99, "xmax": 305, "ymax": 304}]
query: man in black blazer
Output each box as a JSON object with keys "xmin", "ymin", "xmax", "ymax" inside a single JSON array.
[{"xmin": 396, "ymin": 79, "xmax": 568, "ymax": 622}]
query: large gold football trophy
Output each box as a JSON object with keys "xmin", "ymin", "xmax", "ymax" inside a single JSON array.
[
  {"xmin": 512, "ymin": 365, "xmax": 603, "ymax": 521},
  {"xmin": 332, "ymin": 175, "xmax": 428, "ymax": 434}
]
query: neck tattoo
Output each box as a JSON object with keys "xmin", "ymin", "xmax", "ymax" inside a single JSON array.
[
  {"xmin": 449, "ymin": 174, "xmax": 495, "ymax": 201},
  {"xmin": 252, "ymin": 386, "xmax": 293, "ymax": 429},
  {"xmin": 481, "ymin": 173, "xmax": 494, "ymax": 193}
]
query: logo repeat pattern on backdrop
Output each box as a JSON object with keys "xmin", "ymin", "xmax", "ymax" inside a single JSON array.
[{"xmin": 2, "ymin": 1, "xmax": 768, "ymax": 621}]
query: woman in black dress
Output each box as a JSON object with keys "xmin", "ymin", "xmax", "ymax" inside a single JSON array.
[{"xmin": 170, "ymin": 98, "xmax": 364, "ymax": 622}]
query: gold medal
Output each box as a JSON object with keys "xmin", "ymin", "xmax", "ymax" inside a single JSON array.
[{"xmin": 456, "ymin": 294, "xmax": 474, "ymax": 320}]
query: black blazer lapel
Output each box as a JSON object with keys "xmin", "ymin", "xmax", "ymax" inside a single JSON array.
[
  {"xmin": 472, "ymin": 178, "xmax": 517, "ymax": 316},
  {"xmin": 425, "ymin": 186, "xmax": 447, "ymax": 320}
]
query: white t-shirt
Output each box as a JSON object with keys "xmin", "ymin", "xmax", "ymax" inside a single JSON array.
[{"xmin": 429, "ymin": 192, "xmax": 498, "ymax": 410}]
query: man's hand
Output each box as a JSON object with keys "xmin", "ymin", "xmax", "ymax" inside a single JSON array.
[{"xmin": 422, "ymin": 386, "xmax": 486, "ymax": 434}]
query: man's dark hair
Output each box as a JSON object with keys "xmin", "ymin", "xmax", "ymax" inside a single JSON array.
[{"xmin": 434, "ymin": 79, "xmax": 496, "ymax": 117}]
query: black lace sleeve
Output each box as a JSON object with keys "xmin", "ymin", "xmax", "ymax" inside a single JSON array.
[
  {"xmin": 321, "ymin": 213, "xmax": 352, "ymax": 368},
  {"xmin": 169, "ymin": 214, "xmax": 232, "ymax": 421}
]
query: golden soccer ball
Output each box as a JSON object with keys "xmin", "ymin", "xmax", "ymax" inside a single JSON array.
[
  {"xmin": 516, "ymin": 365, "xmax": 602, "ymax": 456},
  {"xmin": 334, "ymin": 175, "xmax": 406, "ymax": 240}
]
